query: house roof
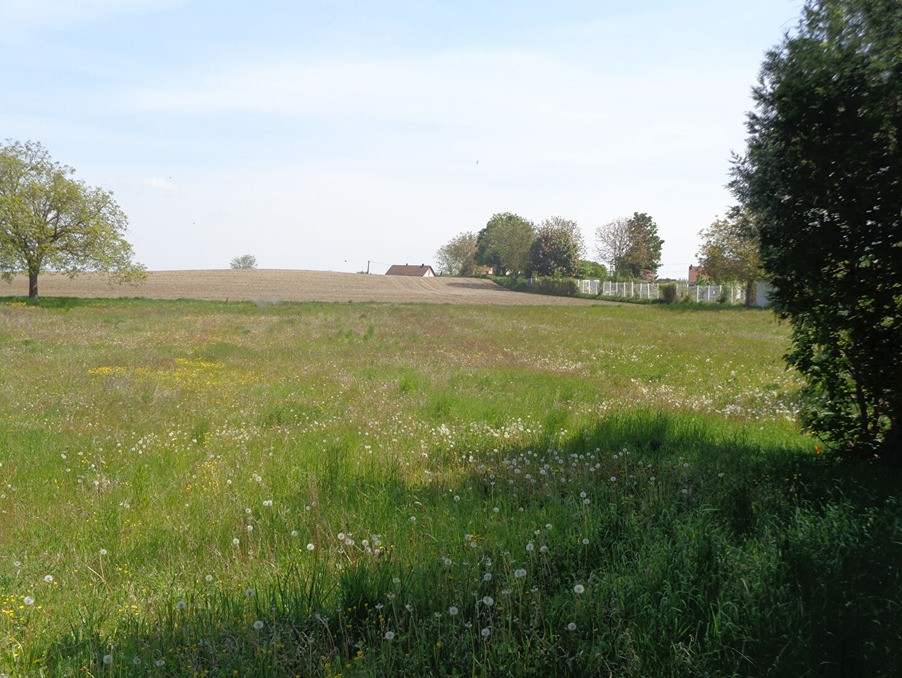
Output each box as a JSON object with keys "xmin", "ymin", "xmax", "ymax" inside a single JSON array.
[{"xmin": 385, "ymin": 264, "xmax": 435, "ymax": 276}]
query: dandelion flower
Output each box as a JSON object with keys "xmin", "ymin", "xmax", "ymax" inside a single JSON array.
[
  {"xmin": 384, "ymin": 631, "xmax": 395, "ymax": 641},
  {"xmin": 448, "ymin": 606, "xmax": 459, "ymax": 616},
  {"xmin": 573, "ymin": 584, "xmax": 585, "ymax": 594},
  {"xmin": 253, "ymin": 620, "xmax": 264, "ymax": 630}
]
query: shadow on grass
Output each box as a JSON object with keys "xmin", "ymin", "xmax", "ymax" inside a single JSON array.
[{"xmin": 31, "ymin": 410, "xmax": 902, "ymax": 677}]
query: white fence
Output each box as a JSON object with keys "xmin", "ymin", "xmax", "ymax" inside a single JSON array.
[{"xmin": 577, "ymin": 280, "xmax": 751, "ymax": 304}]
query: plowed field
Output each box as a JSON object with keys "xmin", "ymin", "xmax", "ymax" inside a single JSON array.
[{"xmin": 1, "ymin": 269, "xmax": 605, "ymax": 305}]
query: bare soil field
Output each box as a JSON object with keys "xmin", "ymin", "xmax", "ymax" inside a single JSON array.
[{"xmin": 1, "ymin": 269, "xmax": 606, "ymax": 305}]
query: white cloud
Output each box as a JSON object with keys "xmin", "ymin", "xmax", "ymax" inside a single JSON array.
[{"xmin": 142, "ymin": 176, "xmax": 178, "ymax": 192}]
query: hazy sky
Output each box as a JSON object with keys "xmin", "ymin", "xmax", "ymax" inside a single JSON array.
[{"xmin": 2, "ymin": 0, "xmax": 804, "ymax": 277}]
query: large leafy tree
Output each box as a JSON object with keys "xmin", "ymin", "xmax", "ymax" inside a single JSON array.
[
  {"xmin": 622, "ymin": 212, "xmax": 663, "ymax": 278},
  {"xmin": 731, "ymin": 0, "xmax": 902, "ymax": 459},
  {"xmin": 529, "ymin": 216, "xmax": 584, "ymax": 278},
  {"xmin": 697, "ymin": 207, "xmax": 761, "ymax": 305},
  {"xmin": 475, "ymin": 212, "xmax": 535, "ymax": 279},
  {"xmin": 595, "ymin": 213, "xmax": 663, "ymax": 278},
  {"xmin": 0, "ymin": 140, "xmax": 145, "ymax": 298},
  {"xmin": 435, "ymin": 231, "xmax": 478, "ymax": 276}
]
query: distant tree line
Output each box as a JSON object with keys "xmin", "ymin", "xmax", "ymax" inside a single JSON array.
[{"xmin": 436, "ymin": 211, "xmax": 664, "ymax": 282}]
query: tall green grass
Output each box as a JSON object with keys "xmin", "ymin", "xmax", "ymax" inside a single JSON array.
[{"xmin": 0, "ymin": 298, "xmax": 899, "ymax": 676}]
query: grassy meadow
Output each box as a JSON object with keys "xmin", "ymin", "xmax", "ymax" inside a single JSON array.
[{"xmin": 0, "ymin": 297, "xmax": 899, "ymax": 676}]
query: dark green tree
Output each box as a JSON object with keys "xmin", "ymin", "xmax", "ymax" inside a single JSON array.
[
  {"xmin": 731, "ymin": 0, "xmax": 902, "ymax": 459},
  {"xmin": 0, "ymin": 140, "xmax": 145, "ymax": 298},
  {"xmin": 529, "ymin": 216, "xmax": 584, "ymax": 278},
  {"xmin": 621, "ymin": 212, "xmax": 663, "ymax": 278},
  {"xmin": 475, "ymin": 212, "xmax": 535, "ymax": 279}
]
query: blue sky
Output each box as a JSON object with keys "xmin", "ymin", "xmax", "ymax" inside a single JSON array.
[{"xmin": 2, "ymin": 0, "xmax": 804, "ymax": 276}]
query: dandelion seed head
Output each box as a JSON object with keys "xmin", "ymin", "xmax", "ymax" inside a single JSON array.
[
  {"xmin": 253, "ymin": 620, "xmax": 264, "ymax": 630},
  {"xmin": 103, "ymin": 655, "xmax": 113, "ymax": 665},
  {"xmin": 573, "ymin": 584, "xmax": 585, "ymax": 594},
  {"xmin": 205, "ymin": 575, "xmax": 213, "ymax": 582},
  {"xmin": 43, "ymin": 575, "xmax": 53, "ymax": 583},
  {"xmin": 481, "ymin": 627, "xmax": 491, "ymax": 638},
  {"xmin": 448, "ymin": 606, "xmax": 459, "ymax": 616},
  {"xmin": 567, "ymin": 622, "xmax": 577, "ymax": 631},
  {"xmin": 481, "ymin": 596, "xmax": 494, "ymax": 606},
  {"xmin": 514, "ymin": 568, "xmax": 527, "ymax": 578},
  {"xmin": 306, "ymin": 543, "xmax": 315, "ymax": 551},
  {"xmin": 384, "ymin": 631, "xmax": 395, "ymax": 641},
  {"xmin": 176, "ymin": 600, "xmax": 187, "ymax": 610},
  {"xmin": 24, "ymin": 596, "xmax": 35, "ymax": 605}
]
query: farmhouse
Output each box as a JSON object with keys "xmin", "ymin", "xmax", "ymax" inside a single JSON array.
[{"xmin": 385, "ymin": 264, "xmax": 435, "ymax": 277}]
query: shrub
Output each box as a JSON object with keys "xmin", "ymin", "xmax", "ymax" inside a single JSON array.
[{"xmin": 661, "ymin": 283, "xmax": 677, "ymax": 304}]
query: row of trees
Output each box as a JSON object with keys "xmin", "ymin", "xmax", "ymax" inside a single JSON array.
[
  {"xmin": 437, "ymin": 212, "xmax": 665, "ymax": 281},
  {"xmin": 436, "ymin": 213, "xmax": 586, "ymax": 279}
]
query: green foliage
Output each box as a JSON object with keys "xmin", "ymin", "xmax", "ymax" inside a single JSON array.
[
  {"xmin": 577, "ymin": 259, "xmax": 607, "ymax": 280},
  {"xmin": 697, "ymin": 208, "xmax": 760, "ymax": 295},
  {"xmin": 731, "ymin": 0, "xmax": 902, "ymax": 459},
  {"xmin": 595, "ymin": 213, "xmax": 663, "ymax": 279},
  {"xmin": 621, "ymin": 212, "xmax": 663, "ymax": 278},
  {"xmin": 475, "ymin": 212, "xmax": 535, "ymax": 278},
  {"xmin": 661, "ymin": 282, "xmax": 678, "ymax": 303},
  {"xmin": 0, "ymin": 140, "xmax": 146, "ymax": 298},
  {"xmin": 528, "ymin": 216, "xmax": 584, "ymax": 278},
  {"xmin": 434, "ymin": 231, "xmax": 478, "ymax": 276},
  {"xmin": 229, "ymin": 254, "xmax": 257, "ymax": 269}
]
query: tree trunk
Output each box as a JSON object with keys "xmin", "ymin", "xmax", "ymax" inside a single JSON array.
[{"xmin": 28, "ymin": 271, "xmax": 38, "ymax": 299}]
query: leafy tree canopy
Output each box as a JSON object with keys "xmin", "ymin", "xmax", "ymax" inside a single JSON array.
[
  {"xmin": 0, "ymin": 140, "xmax": 145, "ymax": 298},
  {"xmin": 697, "ymin": 207, "xmax": 761, "ymax": 304},
  {"xmin": 230, "ymin": 254, "xmax": 257, "ymax": 269},
  {"xmin": 622, "ymin": 212, "xmax": 663, "ymax": 279},
  {"xmin": 731, "ymin": 0, "xmax": 902, "ymax": 459},
  {"xmin": 475, "ymin": 212, "xmax": 535, "ymax": 278},
  {"xmin": 529, "ymin": 216, "xmax": 584, "ymax": 278},
  {"xmin": 595, "ymin": 213, "xmax": 663, "ymax": 279},
  {"xmin": 435, "ymin": 231, "xmax": 478, "ymax": 276}
]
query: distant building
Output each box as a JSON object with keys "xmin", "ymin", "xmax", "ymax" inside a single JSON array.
[
  {"xmin": 688, "ymin": 265, "xmax": 708, "ymax": 283},
  {"xmin": 385, "ymin": 264, "xmax": 436, "ymax": 277}
]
